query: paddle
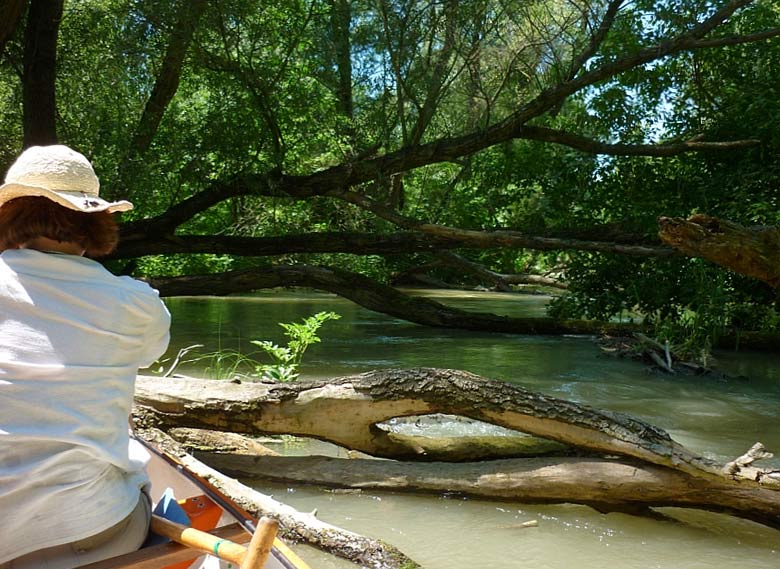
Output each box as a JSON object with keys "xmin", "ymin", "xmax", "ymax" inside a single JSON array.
[{"xmin": 151, "ymin": 514, "xmax": 279, "ymax": 569}]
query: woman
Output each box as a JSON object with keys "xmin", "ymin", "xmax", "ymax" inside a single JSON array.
[{"xmin": 0, "ymin": 145, "xmax": 171, "ymax": 568}]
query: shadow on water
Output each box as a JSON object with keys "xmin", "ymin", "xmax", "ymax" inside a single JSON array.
[{"xmin": 160, "ymin": 290, "xmax": 780, "ymax": 569}]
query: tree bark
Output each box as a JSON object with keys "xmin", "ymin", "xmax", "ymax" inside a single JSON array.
[
  {"xmin": 133, "ymin": 369, "xmax": 779, "ymax": 486},
  {"xmin": 133, "ymin": 368, "xmax": 780, "ymax": 532},
  {"xmin": 658, "ymin": 214, "xmax": 780, "ymax": 288},
  {"xmin": 22, "ymin": 0, "xmax": 62, "ymax": 147}
]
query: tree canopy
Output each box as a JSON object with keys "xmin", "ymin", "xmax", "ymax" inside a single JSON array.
[{"xmin": 1, "ymin": 0, "xmax": 779, "ymax": 354}]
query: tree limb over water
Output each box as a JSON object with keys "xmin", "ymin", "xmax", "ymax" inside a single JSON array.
[
  {"xmin": 659, "ymin": 214, "xmax": 780, "ymax": 288},
  {"xmin": 114, "ymin": 229, "xmax": 676, "ymax": 260},
  {"xmin": 134, "ymin": 368, "xmax": 780, "ymax": 533},
  {"xmin": 147, "ymin": 263, "xmax": 638, "ymax": 336}
]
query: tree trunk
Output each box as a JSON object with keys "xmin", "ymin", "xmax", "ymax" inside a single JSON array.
[{"xmin": 22, "ymin": 0, "xmax": 62, "ymax": 147}]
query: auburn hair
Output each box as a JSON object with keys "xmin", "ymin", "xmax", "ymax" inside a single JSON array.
[{"xmin": 0, "ymin": 196, "xmax": 119, "ymax": 257}]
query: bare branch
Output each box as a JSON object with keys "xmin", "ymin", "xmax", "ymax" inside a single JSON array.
[
  {"xmin": 518, "ymin": 125, "xmax": 761, "ymax": 156},
  {"xmin": 566, "ymin": 0, "xmax": 624, "ymax": 81}
]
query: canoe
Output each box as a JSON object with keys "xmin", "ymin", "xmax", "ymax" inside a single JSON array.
[{"xmin": 79, "ymin": 439, "xmax": 311, "ymax": 569}]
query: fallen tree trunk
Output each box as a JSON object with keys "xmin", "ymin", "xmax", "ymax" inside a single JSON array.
[
  {"xmin": 195, "ymin": 453, "xmax": 780, "ymax": 529},
  {"xmin": 136, "ymin": 427, "xmax": 421, "ymax": 569},
  {"xmin": 134, "ymin": 367, "xmax": 780, "ymax": 542},
  {"xmin": 134, "ymin": 368, "xmax": 779, "ymax": 487}
]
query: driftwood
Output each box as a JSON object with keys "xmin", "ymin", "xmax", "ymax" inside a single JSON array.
[
  {"xmin": 599, "ymin": 333, "xmax": 722, "ymax": 376},
  {"xmin": 134, "ymin": 368, "xmax": 780, "ymax": 544}
]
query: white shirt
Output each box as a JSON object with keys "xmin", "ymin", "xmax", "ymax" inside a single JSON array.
[{"xmin": 0, "ymin": 249, "xmax": 170, "ymax": 562}]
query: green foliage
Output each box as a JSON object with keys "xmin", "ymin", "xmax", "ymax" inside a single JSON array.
[
  {"xmin": 251, "ymin": 311, "xmax": 341, "ymax": 382},
  {"xmin": 174, "ymin": 311, "xmax": 341, "ymax": 382},
  {"xmin": 550, "ymin": 254, "xmax": 780, "ymax": 363},
  {"xmin": 1, "ymin": 0, "xmax": 779, "ymax": 364}
]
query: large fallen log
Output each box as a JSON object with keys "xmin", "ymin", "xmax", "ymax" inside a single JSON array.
[
  {"xmin": 135, "ymin": 368, "xmax": 779, "ymax": 486},
  {"xmin": 195, "ymin": 453, "xmax": 780, "ymax": 529},
  {"xmin": 134, "ymin": 368, "xmax": 780, "ymax": 533}
]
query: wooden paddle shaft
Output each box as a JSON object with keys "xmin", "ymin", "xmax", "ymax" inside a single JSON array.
[
  {"xmin": 150, "ymin": 514, "xmax": 279, "ymax": 567},
  {"xmin": 151, "ymin": 515, "xmax": 246, "ymax": 563}
]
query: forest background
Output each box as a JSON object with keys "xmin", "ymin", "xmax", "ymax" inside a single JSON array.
[{"xmin": 1, "ymin": 0, "xmax": 779, "ymax": 363}]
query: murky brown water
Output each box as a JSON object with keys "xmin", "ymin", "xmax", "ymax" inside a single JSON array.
[{"xmin": 162, "ymin": 290, "xmax": 780, "ymax": 568}]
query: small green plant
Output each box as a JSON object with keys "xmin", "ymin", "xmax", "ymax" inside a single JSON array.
[
  {"xmin": 251, "ymin": 311, "xmax": 341, "ymax": 382},
  {"xmin": 165, "ymin": 311, "xmax": 341, "ymax": 382}
]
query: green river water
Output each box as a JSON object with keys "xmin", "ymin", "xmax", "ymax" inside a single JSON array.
[{"xmin": 162, "ymin": 290, "xmax": 780, "ymax": 569}]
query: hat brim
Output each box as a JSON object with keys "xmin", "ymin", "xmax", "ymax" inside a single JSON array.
[{"xmin": 0, "ymin": 183, "xmax": 133, "ymax": 213}]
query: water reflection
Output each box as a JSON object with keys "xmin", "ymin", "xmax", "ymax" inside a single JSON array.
[{"xmin": 162, "ymin": 290, "xmax": 780, "ymax": 569}]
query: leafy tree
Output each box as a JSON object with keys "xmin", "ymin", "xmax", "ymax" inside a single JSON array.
[{"xmin": 1, "ymin": 0, "xmax": 779, "ymax": 354}]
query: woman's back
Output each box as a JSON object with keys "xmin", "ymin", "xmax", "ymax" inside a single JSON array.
[{"xmin": 0, "ymin": 248, "xmax": 170, "ymax": 564}]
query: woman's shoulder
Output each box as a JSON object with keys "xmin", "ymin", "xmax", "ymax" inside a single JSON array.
[{"xmin": 113, "ymin": 273, "xmax": 163, "ymax": 297}]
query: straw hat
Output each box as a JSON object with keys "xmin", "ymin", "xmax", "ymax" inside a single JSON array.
[{"xmin": 0, "ymin": 145, "xmax": 133, "ymax": 213}]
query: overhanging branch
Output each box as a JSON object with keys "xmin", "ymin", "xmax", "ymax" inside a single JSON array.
[
  {"xmin": 117, "ymin": 1, "xmax": 774, "ymax": 232},
  {"xmin": 114, "ymin": 227, "xmax": 676, "ymax": 260},
  {"xmin": 518, "ymin": 126, "xmax": 760, "ymax": 156}
]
